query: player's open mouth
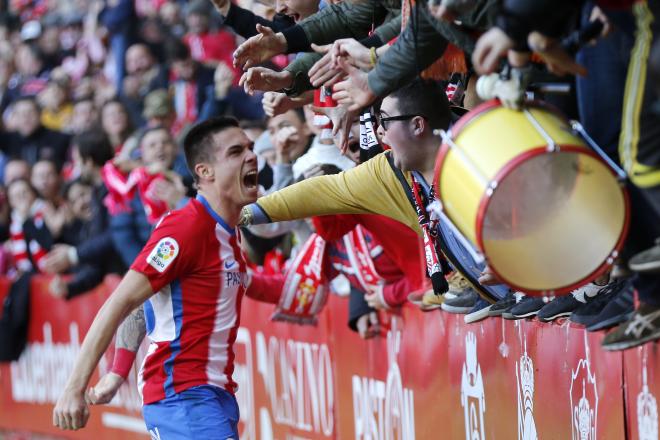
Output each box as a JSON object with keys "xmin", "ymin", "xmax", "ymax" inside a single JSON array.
[
  {"xmin": 290, "ymin": 13, "xmax": 300, "ymax": 21},
  {"xmin": 243, "ymin": 170, "xmax": 258, "ymax": 190}
]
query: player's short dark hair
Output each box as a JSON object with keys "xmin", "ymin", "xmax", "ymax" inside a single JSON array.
[
  {"xmin": 183, "ymin": 117, "xmax": 240, "ymax": 183},
  {"xmin": 73, "ymin": 130, "xmax": 114, "ymax": 167},
  {"xmin": 389, "ymin": 79, "xmax": 451, "ymax": 131}
]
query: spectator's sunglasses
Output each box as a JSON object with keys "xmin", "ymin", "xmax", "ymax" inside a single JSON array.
[{"xmin": 376, "ymin": 113, "xmax": 427, "ymax": 130}]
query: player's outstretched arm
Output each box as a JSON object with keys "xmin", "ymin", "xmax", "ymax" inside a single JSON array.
[
  {"xmin": 87, "ymin": 305, "xmax": 147, "ymax": 405},
  {"xmin": 52, "ymin": 271, "xmax": 153, "ymax": 431}
]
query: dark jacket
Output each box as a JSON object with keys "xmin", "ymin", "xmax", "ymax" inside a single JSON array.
[
  {"xmin": 60, "ymin": 184, "xmax": 124, "ymax": 299},
  {"xmin": 1, "ymin": 126, "xmax": 71, "ymax": 169},
  {"xmin": 110, "ymin": 192, "xmax": 153, "ymax": 268},
  {"xmin": 224, "ymin": 4, "xmax": 295, "ymax": 39}
]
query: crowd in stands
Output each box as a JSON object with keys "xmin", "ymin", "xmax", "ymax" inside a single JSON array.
[{"xmin": 0, "ymin": 0, "xmax": 659, "ymax": 359}]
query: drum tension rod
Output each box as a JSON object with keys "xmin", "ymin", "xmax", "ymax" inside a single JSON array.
[
  {"xmin": 523, "ymin": 109, "xmax": 557, "ymax": 152},
  {"xmin": 570, "ymin": 121, "xmax": 628, "ymax": 182},
  {"xmin": 434, "ymin": 129, "xmax": 490, "ymax": 187}
]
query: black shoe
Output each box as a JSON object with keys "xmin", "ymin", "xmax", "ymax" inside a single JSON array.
[
  {"xmin": 602, "ymin": 303, "xmax": 660, "ymax": 351},
  {"xmin": 569, "ymin": 278, "xmax": 632, "ymax": 326},
  {"xmin": 489, "ymin": 291, "xmax": 524, "ymax": 317},
  {"xmin": 464, "ymin": 298, "xmax": 492, "ymax": 323},
  {"xmin": 537, "ymin": 283, "xmax": 601, "ymax": 322},
  {"xmin": 586, "ymin": 280, "xmax": 635, "ymax": 331},
  {"xmin": 441, "ymin": 289, "xmax": 479, "ymax": 314},
  {"xmin": 503, "ymin": 296, "xmax": 546, "ymax": 320}
]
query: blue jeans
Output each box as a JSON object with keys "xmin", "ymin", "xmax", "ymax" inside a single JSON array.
[{"xmin": 143, "ymin": 385, "xmax": 240, "ymax": 439}]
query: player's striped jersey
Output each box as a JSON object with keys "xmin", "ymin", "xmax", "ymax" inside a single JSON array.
[{"xmin": 131, "ymin": 195, "xmax": 248, "ymax": 405}]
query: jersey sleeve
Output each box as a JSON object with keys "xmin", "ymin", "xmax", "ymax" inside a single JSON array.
[{"xmin": 130, "ymin": 211, "xmax": 196, "ymax": 293}]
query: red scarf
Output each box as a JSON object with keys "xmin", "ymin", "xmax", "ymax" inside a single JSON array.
[
  {"xmin": 272, "ymin": 234, "xmax": 329, "ymax": 325},
  {"xmin": 342, "ymin": 225, "xmax": 384, "ymax": 293}
]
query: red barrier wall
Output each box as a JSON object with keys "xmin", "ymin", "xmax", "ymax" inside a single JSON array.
[{"xmin": 0, "ymin": 276, "xmax": 657, "ymax": 439}]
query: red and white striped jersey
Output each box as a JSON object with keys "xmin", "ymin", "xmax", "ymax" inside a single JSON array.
[{"xmin": 130, "ymin": 195, "xmax": 248, "ymax": 405}]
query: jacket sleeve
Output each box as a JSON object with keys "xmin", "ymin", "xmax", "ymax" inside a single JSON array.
[
  {"xmin": 66, "ymin": 264, "xmax": 105, "ymax": 300},
  {"xmin": 282, "ymin": 0, "xmax": 392, "ymax": 53},
  {"xmin": 224, "ymin": 4, "xmax": 295, "ymax": 39},
  {"xmin": 367, "ymin": 4, "xmax": 448, "ymax": 97},
  {"xmin": 76, "ymin": 230, "xmax": 115, "ymax": 263},
  {"xmin": 110, "ymin": 211, "xmax": 147, "ymax": 268},
  {"xmin": 380, "ymin": 276, "xmax": 415, "ymax": 308},
  {"xmin": 282, "ymin": 13, "xmax": 402, "ymax": 97},
  {"xmin": 253, "ymin": 153, "xmax": 421, "ymax": 234}
]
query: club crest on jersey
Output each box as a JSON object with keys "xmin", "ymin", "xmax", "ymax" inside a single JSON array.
[{"xmin": 147, "ymin": 237, "xmax": 179, "ymax": 272}]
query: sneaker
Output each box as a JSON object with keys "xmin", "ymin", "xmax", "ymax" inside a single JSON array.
[
  {"xmin": 537, "ymin": 283, "xmax": 602, "ymax": 322},
  {"xmin": 585, "ymin": 280, "xmax": 635, "ymax": 331},
  {"xmin": 488, "ymin": 291, "xmax": 524, "ymax": 317},
  {"xmin": 602, "ymin": 303, "xmax": 660, "ymax": 351},
  {"xmin": 503, "ymin": 296, "xmax": 546, "ymax": 320},
  {"xmin": 447, "ymin": 271, "xmax": 471, "ymax": 299},
  {"xmin": 464, "ymin": 298, "xmax": 492, "ymax": 324},
  {"xmin": 441, "ymin": 289, "xmax": 479, "ymax": 314},
  {"xmin": 629, "ymin": 238, "xmax": 660, "ymax": 273},
  {"xmin": 569, "ymin": 278, "xmax": 632, "ymax": 326},
  {"xmin": 408, "ymin": 290, "xmax": 443, "ymax": 312}
]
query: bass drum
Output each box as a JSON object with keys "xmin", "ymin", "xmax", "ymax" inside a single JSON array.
[{"xmin": 434, "ymin": 100, "xmax": 629, "ymax": 296}]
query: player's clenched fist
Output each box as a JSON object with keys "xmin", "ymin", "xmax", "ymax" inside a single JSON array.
[{"xmin": 53, "ymin": 389, "xmax": 90, "ymax": 430}]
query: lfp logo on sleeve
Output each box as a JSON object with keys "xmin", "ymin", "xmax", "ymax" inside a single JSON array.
[{"xmin": 148, "ymin": 238, "xmax": 179, "ymax": 272}]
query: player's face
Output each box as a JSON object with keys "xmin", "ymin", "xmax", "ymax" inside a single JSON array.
[{"xmin": 211, "ymin": 127, "xmax": 259, "ymax": 207}]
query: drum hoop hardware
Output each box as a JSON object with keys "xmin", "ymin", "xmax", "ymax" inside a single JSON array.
[
  {"xmin": 434, "ymin": 129, "xmax": 490, "ymax": 187},
  {"xmin": 427, "ymin": 200, "xmax": 486, "ymax": 265},
  {"xmin": 570, "ymin": 120, "xmax": 628, "ymax": 182},
  {"xmin": 523, "ymin": 108, "xmax": 558, "ymax": 152}
]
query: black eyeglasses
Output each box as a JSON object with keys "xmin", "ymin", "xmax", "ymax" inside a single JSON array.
[{"xmin": 377, "ymin": 114, "xmax": 426, "ymax": 130}]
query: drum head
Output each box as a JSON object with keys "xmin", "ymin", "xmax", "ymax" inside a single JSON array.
[{"xmin": 479, "ymin": 148, "xmax": 628, "ymax": 294}]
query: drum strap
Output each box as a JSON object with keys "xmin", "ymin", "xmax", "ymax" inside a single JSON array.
[
  {"xmin": 409, "ymin": 173, "xmax": 450, "ymax": 295},
  {"xmin": 384, "ymin": 153, "xmax": 449, "ymax": 294}
]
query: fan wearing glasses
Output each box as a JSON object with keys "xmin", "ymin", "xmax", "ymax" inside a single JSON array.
[
  {"xmin": 239, "ymin": 79, "xmax": 500, "ymax": 302},
  {"xmin": 240, "ymin": 78, "xmax": 449, "ymax": 235}
]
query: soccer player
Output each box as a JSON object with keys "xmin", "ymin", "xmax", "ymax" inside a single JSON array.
[{"xmin": 52, "ymin": 117, "xmax": 260, "ymax": 438}]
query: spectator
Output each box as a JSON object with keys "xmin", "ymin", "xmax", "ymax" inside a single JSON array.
[
  {"xmin": 183, "ymin": 0, "xmax": 237, "ymax": 70},
  {"xmin": 37, "ymin": 78, "xmax": 73, "ymax": 132},
  {"xmin": 121, "ymin": 43, "xmax": 169, "ymax": 125},
  {"xmin": 166, "ymin": 40, "xmax": 220, "ymax": 135},
  {"xmin": 7, "ymin": 178, "xmax": 52, "ymax": 274},
  {"xmin": 3, "ymin": 160, "xmax": 31, "ymax": 187},
  {"xmin": 108, "ymin": 127, "xmax": 188, "ymax": 266},
  {"xmin": 99, "ymin": 98, "xmax": 136, "ymax": 154},
  {"xmin": 31, "ymin": 159, "xmax": 70, "ymax": 239},
  {"xmin": 1, "ymin": 97, "xmax": 71, "ymax": 169},
  {"xmin": 43, "ymin": 130, "xmax": 122, "ymax": 286},
  {"xmin": 48, "ymin": 178, "xmax": 121, "ymax": 300},
  {"xmin": 1, "ymin": 43, "xmax": 50, "ymax": 110},
  {"xmin": 69, "ymin": 97, "xmax": 98, "ymax": 134}
]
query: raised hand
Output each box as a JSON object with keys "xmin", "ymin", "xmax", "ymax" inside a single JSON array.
[
  {"xmin": 262, "ymin": 92, "xmax": 296, "ymax": 117},
  {"xmin": 239, "ymin": 67, "xmax": 293, "ymax": 95},
  {"xmin": 472, "ymin": 27, "xmax": 515, "ymax": 75},
  {"xmin": 331, "ymin": 58, "xmax": 376, "ymax": 112},
  {"xmin": 309, "ymin": 44, "xmax": 345, "ymax": 88},
  {"xmin": 233, "ymin": 24, "xmax": 287, "ymax": 71},
  {"xmin": 310, "ymin": 104, "xmax": 357, "ymax": 153}
]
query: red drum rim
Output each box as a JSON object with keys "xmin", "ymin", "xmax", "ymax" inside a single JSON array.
[{"xmin": 474, "ymin": 145, "xmax": 630, "ymax": 296}]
